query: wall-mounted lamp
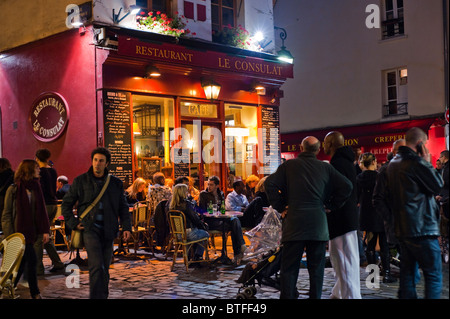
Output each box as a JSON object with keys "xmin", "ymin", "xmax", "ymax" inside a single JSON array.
[
  {"xmin": 274, "ymin": 26, "xmax": 294, "ymax": 64},
  {"xmin": 145, "ymin": 65, "xmax": 161, "ymax": 78},
  {"xmin": 252, "ymin": 82, "xmax": 266, "ymax": 95},
  {"xmin": 113, "ymin": 5, "xmax": 140, "ymax": 24},
  {"xmin": 202, "ymin": 79, "xmax": 221, "ymax": 101}
]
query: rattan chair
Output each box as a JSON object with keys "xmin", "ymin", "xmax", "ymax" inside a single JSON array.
[
  {"xmin": 50, "ymin": 204, "xmax": 70, "ymax": 251},
  {"xmin": 0, "ymin": 233, "xmax": 25, "ymax": 299},
  {"xmin": 168, "ymin": 210, "xmax": 210, "ymax": 271},
  {"xmin": 129, "ymin": 201, "xmax": 151, "ymax": 254}
]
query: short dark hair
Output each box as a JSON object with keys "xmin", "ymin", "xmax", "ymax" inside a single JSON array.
[
  {"xmin": 35, "ymin": 148, "xmax": 51, "ymax": 162},
  {"xmin": 441, "ymin": 150, "xmax": 449, "ymax": 160},
  {"xmin": 405, "ymin": 127, "xmax": 427, "ymax": 145},
  {"xmin": 174, "ymin": 176, "xmax": 189, "ymax": 185},
  {"xmin": 233, "ymin": 180, "xmax": 244, "ymax": 189},
  {"xmin": 91, "ymin": 147, "xmax": 111, "ymax": 164},
  {"xmin": 209, "ymin": 176, "xmax": 220, "ymax": 185}
]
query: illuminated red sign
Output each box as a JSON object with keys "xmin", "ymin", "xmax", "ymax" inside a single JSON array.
[{"xmin": 29, "ymin": 92, "xmax": 70, "ymax": 142}]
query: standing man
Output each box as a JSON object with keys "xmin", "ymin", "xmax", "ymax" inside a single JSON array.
[
  {"xmin": 386, "ymin": 128, "xmax": 443, "ymax": 299},
  {"xmin": 62, "ymin": 147, "xmax": 131, "ymax": 299},
  {"xmin": 323, "ymin": 131, "xmax": 361, "ymax": 299},
  {"xmin": 265, "ymin": 136, "xmax": 352, "ymax": 299},
  {"xmin": 35, "ymin": 148, "xmax": 65, "ymax": 274},
  {"xmin": 436, "ymin": 150, "xmax": 449, "ymax": 263}
]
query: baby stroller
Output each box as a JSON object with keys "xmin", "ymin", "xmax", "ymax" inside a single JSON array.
[
  {"xmin": 236, "ymin": 246, "xmax": 282, "ymax": 299},
  {"xmin": 235, "ymin": 206, "xmax": 282, "ymax": 299}
]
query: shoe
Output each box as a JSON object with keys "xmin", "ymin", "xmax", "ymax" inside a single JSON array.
[
  {"xmin": 31, "ymin": 294, "xmax": 42, "ymax": 299},
  {"xmin": 50, "ymin": 263, "xmax": 65, "ymax": 273},
  {"xmin": 382, "ymin": 270, "xmax": 397, "ymax": 283}
]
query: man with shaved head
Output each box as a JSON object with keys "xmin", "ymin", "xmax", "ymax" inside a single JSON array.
[
  {"xmin": 385, "ymin": 127, "xmax": 443, "ymax": 299},
  {"xmin": 323, "ymin": 131, "xmax": 361, "ymax": 299},
  {"xmin": 265, "ymin": 136, "xmax": 352, "ymax": 299}
]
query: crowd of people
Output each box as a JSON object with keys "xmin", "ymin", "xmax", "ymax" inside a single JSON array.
[{"xmin": 0, "ymin": 128, "xmax": 448, "ymax": 299}]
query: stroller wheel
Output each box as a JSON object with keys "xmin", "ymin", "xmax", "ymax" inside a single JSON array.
[
  {"xmin": 236, "ymin": 293, "xmax": 247, "ymax": 299},
  {"xmin": 243, "ymin": 287, "xmax": 256, "ymax": 298}
]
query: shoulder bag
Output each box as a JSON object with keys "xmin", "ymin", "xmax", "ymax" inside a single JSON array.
[{"xmin": 71, "ymin": 174, "xmax": 111, "ymax": 249}]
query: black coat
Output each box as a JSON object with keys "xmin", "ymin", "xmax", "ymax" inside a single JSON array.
[
  {"xmin": 357, "ymin": 170, "xmax": 384, "ymax": 232},
  {"xmin": 265, "ymin": 152, "xmax": 352, "ymax": 242},
  {"xmin": 327, "ymin": 146, "xmax": 359, "ymax": 239},
  {"xmin": 61, "ymin": 167, "xmax": 132, "ymax": 241},
  {"xmin": 241, "ymin": 191, "xmax": 269, "ymax": 228},
  {"xmin": 386, "ymin": 146, "xmax": 443, "ymax": 239}
]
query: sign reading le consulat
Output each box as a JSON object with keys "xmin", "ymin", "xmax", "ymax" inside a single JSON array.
[{"xmin": 30, "ymin": 92, "xmax": 69, "ymax": 142}]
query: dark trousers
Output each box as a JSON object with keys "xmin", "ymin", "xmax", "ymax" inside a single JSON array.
[
  {"xmin": 280, "ymin": 240, "xmax": 327, "ymax": 299},
  {"xmin": 15, "ymin": 243, "xmax": 40, "ymax": 297},
  {"xmin": 366, "ymin": 231, "xmax": 390, "ymax": 271},
  {"xmin": 83, "ymin": 226, "xmax": 114, "ymax": 299}
]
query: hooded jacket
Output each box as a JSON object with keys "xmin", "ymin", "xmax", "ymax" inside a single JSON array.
[
  {"xmin": 327, "ymin": 146, "xmax": 359, "ymax": 239},
  {"xmin": 386, "ymin": 146, "xmax": 443, "ymax": 239}
]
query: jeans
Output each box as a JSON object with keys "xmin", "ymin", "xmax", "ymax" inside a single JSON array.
[
  {"xmin": 280, "ymin": 240, "xmax": 327, "ymax": 299},
  {"xmin": 207, "ymin": 217, "xmax": 245, "ymax": 254},
  {"xmin": 186, "ymin": 228, "xmax": 209, "ymax": 258},
  {"xmin": 83, "ymin": 226, "xmax": 114, "ymax": 299},
  {"xmin": 398, "ymin": 237, "xmax": 442, "ymax": 299}
]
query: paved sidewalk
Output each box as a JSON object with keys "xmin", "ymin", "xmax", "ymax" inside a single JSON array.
[{"xmin": 12, "ymin": 246, "xmax": 449, "ymax": 300}]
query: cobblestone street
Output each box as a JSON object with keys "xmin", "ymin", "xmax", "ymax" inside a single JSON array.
[{"xmin": 12, "ymin": 243, "xmax": 449, "ymax": 301}]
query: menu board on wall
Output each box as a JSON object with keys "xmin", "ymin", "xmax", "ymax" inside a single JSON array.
[
  {"xmin": 261, "ymin": 105, "xmax": 281, "ymax": 175},
  {"xmin": 173, "ymin": 148, "xmax": 190, "ymax": 179},
  {"xmin": 103, "ymin": 90, "xmax": 133, "ymax": 187},
  {"xmin": 141, "ymin": 157, "xmax": 161, "ymax": 181}
]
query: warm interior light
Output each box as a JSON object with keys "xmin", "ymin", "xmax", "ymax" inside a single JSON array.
[
  {"xmin": 202, "ymin": 80, "xmax": 221, "ymax": 100},
  {"xmin": 145, "ymin": 65, "xmax": 161, "ymax": 78},
  {"xmin": 225, "ymin": 127, "xmax": 250, "ymax": 137},
  {"xmin": 400, "ymin": 68, "xmax": 408, "ymax": 78},
  {"xmin": 133, "ymin": 122, "xmax": 141, "ymax": 135}
]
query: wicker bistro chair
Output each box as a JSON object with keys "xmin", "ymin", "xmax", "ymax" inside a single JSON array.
[
  {"xmin": 0, "ymin": 233, "xmax": 26, "ymax": 299},
  {"xmin": 168, "ymin": 210, "xmax": 210, "ymax": 271},
  {"xmin": 50, "ymin": 204, "xmax": 70, "ymax": 251},
  {"xmin": 129, "ymin": 201, "xmax": 152, "ymax": 254}
]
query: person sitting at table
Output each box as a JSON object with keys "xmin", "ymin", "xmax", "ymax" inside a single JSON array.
[
  {"xmin": 167, "ymin": 183, "xmax": 209, "ymax": 264},
  {"xmin": 244, "ymin": 174, "xmax": 260, "ymax": 202},
  {"xmin": 225, "ymin": 180, "xmax": 249, "ymax": 212},
  {"xmin": 56, "ymin": 175, "xmax": 71, "ymax": 199},
  {"xmin": 198, "ymin": 176, "xmax": 247, "ymax": 265},
  {"xmin": 148, "ymin": 172, "xmax": 172, "ymax": 213},
  {"xmin": 125, "ymin": 177, "xmax": 147, "ymax": 206},
  {"xmin": 241, "ymin": 176, "xmax": 269, "ymax": 229}
]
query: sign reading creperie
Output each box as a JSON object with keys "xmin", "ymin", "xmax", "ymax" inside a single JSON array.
[{"xmin": 118, "ymin": 36, "xmax": 293, "ymax": 79}]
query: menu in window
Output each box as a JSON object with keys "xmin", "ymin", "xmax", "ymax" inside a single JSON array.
[
  {"xmin": 103, "ymin": 90, "xmax": 133, "ymax": 187},
  {"xmin": 261, "ymin": 105, "xmax": 281, "ymax": 175}
]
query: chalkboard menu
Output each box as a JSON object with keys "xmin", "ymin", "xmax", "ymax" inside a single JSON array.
[
  {"xmin": 141, "ymin": 157, "xmax": 161, "ymax": 181},
  {"xmin": 173, "ymin": 148, "xmax": 190, "ymax": 178},
  {"xmin": 103, "ymin": 90, "xmax": 133, "ymax": 187},
  {"xmin": 261, "ymin": 105, "xmax": 281, "ymax": 175}
]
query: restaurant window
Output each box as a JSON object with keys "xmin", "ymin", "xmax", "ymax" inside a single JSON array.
[
  {"xmin": 211, "ymin": 0, "xmax": 236, "ymax": 34},
  {"xmin": 381, "ymin": 0, "xmax": 405, "ymax": 39},
  {"xmin": 383, "ymin": 67, "xmax": 408, "ymax": 117},
  {"xmin": 136, "ymin": 0, "xmax": 171, "ymax": 13},
  {"xmin": 224, "ymin": 104, "xmax": 258, "ymax": 190},
  {"xmin": 132, "ymin": 95, "xmax": 174, "ymax": 182}
]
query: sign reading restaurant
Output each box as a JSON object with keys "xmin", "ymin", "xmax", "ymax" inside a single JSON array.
[
  {"xmin": 118, "ymin": 36, "xmax": 293, "ymax": 79},
  {"xmin": 29, "ymin": 92, "xmax": 70, "ymax": 142}
]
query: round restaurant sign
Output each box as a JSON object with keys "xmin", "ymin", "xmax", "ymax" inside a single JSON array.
[{"xmin": 29, "ymin": 92, "xmax": 70, "ymax": 142}]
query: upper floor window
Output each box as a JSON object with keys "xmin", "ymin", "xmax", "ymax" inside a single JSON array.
[
  {"xmin": 382, "ymin": 0, "xmax": 405, "ymax": 39},
  {"xmin": 211, "ymin": 0, "xmax": 236, "ymax": 33},
  {"xmin": 136, "ymin": 0, "xmax": 171, "ymax": 13},
  {"xmin": 383, "ymin": 67, "xmax": 408, "ymax": 117}
]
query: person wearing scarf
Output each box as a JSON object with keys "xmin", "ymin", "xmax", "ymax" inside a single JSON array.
[{"xmin": 2, "ymin": 159, "xmax": 50, "ymax": 299}]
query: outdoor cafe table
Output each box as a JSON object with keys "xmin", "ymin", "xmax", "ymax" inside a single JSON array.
[{"xmin": 202, "ymin": 211, "xmax": 244, "ymax": 265}]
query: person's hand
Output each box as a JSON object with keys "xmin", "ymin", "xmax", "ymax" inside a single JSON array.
[
  {"xmin": 42, "ymin": 233, "xmax": 50, "ymax": 244},
  {"xmin": 281, "ymin": 206, "xmax": 288, "ymax": 218},
  {"xmin": 76, "ymin": 223, "xmax": 84, "ymax": 230},
  {"xmin": 122, "ymin": 231, "xmax": 132, "ymax": 242}
]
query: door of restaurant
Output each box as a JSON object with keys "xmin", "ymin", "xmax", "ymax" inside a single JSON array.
[{"xmin": 180, "ymin": 121, "xmax": 223, "ymax": 192}]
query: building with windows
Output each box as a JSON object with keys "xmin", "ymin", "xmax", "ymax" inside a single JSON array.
[
  {"xmin": 275, "ymin": 0, "xmax": 448, "ymax": 163},
  {"xmin": 0, "ymin": 0, "xmax": 293, "ymax": 191}
]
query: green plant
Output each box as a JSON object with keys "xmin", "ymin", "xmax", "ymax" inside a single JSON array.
[{"xmin": 212, "ymin": 24, "xmax": 260, "ymax": 50}]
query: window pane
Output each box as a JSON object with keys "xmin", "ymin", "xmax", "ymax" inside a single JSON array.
[
  {"xmin": 151, "ymin": 0, "xmax": 166, "ymax": 12},
  {"xmin": 212, "ymin": 5, "xmax": 219, "ymax": 25},
  {"xmin": 223, "ymin": 0, "xmax": 234, "ymax": 8},
  {"xmin": 388, "ymin": 87, "xmax": 397, "ymax": 100},
  {"xmin": 222, "ymin": 8, "xmax": 234, "ymax": 27},
  {"xmin": 133, "ymin": 95, "xmax": 174, "ymax": 180},
  {"xmin": 385, "ymin": 0, "xmax": 393, "ymax": 11},
  {"xmin": 387, "ymin": 72, "xmax": 396, "ymax": 86},
  {"xmin": 397, "ymin": 0, "xmax": 403, "ymax": 9},
  {"xmin": 136, "ymin": 0, "xmax": 148, "ymax": 8},
  {"xmin": 212, "ymin": 0, "xmax": 219, "ymax": 4}
]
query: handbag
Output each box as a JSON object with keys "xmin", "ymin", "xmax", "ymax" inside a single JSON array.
[{"xmin": 71, "ymin": 174, "xmax": 111, "ymax": 249}]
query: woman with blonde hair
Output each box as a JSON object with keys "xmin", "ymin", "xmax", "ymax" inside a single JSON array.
[
  {"xmin": 125, "ymin": 177, "xmax": 147, "ymax": 206},
  {"xmin": 169, "ymin": 184, "xmax": 209, "ymax": 262},
  {"xmin": 2, "ymin": 159, "xmax": 50, "ymax": 299},
  {"xmin": 245, "ymin": 174, "xmax": 260, "ymax": 202}
]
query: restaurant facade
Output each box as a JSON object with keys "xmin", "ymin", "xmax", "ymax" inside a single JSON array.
[{"xmin": 0, "ymin": 0, "xmax": 293, "ymax": 192}]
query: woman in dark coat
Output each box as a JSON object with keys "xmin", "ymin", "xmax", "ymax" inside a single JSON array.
[{"xmin": 357, "ymin": 152, "xmax": 395, "ymax": 283}]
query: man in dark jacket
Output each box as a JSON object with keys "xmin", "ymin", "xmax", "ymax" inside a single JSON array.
[
  {"xmin": 323, "ymin": 131, "xmax": 361, "ymax": 299},
  {"xmin": 386, "ymin": 127, "xmax": 443, "ymax": 299},
  {"xmin": 265, "ymin": 136, "xmax": 352, "ymax": 299},
  {"xmin": 62, "ymin": 147, "xmax": 131, "ymax": 299}
]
